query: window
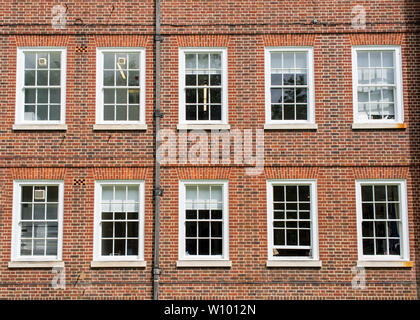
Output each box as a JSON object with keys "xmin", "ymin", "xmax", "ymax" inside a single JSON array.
[
  {"xmin": 179, "ymin": 181, "xmax": 229, "ymax": 261},
  {"xmin": 16, "ymin": 48, "xmax": 66, "ymax": 124},
  {"xmin": 265, "ymin": 47, "xmax": 315, "ymax": 123},
  {"xmin": 93, "ymin": 181, "xmax": 145, "ymax": 261},
  {"xmin": 11, "ymin": 181, "xmax": 64, "ymax": 261},
  {"xmin": 96, "ymin": 48, "xmax": 145, "ymax": 124},
  {"xmin": 352, "ymin": 46, "xmax": 403, "ymax": 123},
  {"xmin": 356, "ymin": 180, "xmax": 409, "ymax": 261},
  {"xmin": 267, "ymin": 180, "xmax": 319, "ymax": 260},
  {"xmin": 179, "ymin": 48, "xmax": 228, "ymax": 124}
]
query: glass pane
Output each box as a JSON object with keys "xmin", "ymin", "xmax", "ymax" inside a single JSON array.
[
  {"xmin": 33, "ymin": 240, "xmax": 45, "ymax": 255},
  {"xmin": 104, "ymin": 53, "xmax": 114, "ymax": 69},
  {"xmin": 104, "ymin": 89, "xmax": 114, "ymax": 104},
  {"xmin": 115, "ymin": 186, "xmax": 126, "ymax": 201},
  {"xmin": 49, "ymin": 70, "xmax": 60, "ymax": 85},
  {"xmin": 273, "ymin": 186, "xmax": 284, "ymax": 202},
  {"xmin": 382, "ymin": 52, "xmax": 394, "ymax": 67},
  {"xmin": 198, "ymin": 54, "xmax": 209, "ymax": 69},
  {"xmin": 271, "ymin": 89, "xmax": 282, "ymax": 104},
  {"xmin": 362, "ymin": 203, "xmax": 374, "ymax": 219},
  {"xmin": 210, "ymin": 74, "xmax": 221, "ymax": 86},
  {"xmin": 50, "ymin": 53, "xmax": 61, "ymax": 68},
  {"xmin": 295, "ymin": 52, "xmax": 307, "ymax": 68},
  {"xmin": 361, "ymin": 185, "xmax": 373, "ymax": 201},
  {"xmin": 37, "ymin": 70, "xmax": 48, "ymax": 85},
  {"xmin": 198, "ymin": 239, "xmax": 210, "ymax": 255},
  {"xmin": 185, "ymin": 54, "xmax": 196, "ymax": 69},
  {"xmin": 271, "ymin": 104, "xmax": 282, "ymax": 120},
  {"xmin": 186, "ymin": 186, "xmax": 197, "ymax": 201},
  {"xmin": 22, "ymin": 186, "xmax": 33, "ymax": 202},
  {"xmin": 104, "ymin": 105, "xmax": 114, "ymax": 121},
  {"xmin": 34, "ymin": 204, "xmax": 45, "ymax": 220},
  {"xmin": 283, "ymin": 73, "xmax": 294, "ymax": 85},
  {"xmin": 34, "ymin": 223, "xmax": 45, "ymax": 238},
  {"xmin": 387, "ymin": 185, "xmax": 399, "ymax": 201},
  {"xmin": 47, "ymin": 222, "xmax": 58, "ymax": 238},
  {"xmin": 375, "ymin": 203, "xmax": 386, "ymax": 219},
  {"xmin": 363, "ymin": 239, "xmax": 374, "ymax": 255},
  {"xmin": 388, "ymin": 203, "xmax": 399, "ymax": 220},
  {"xmin": 388, "ymin": 239, "xmax": 400, "ymax": 255},
  {"xmin": 102, "ymin": 239, "xmax": 113, "ymax": 255},
  {"xmin": 383, "ymin": 69, "xmax": 394, "ymax": 84},
  {"xmin": 25, "ymin": 53, "xmax": 36, "ymax": 68},
  {"xmin": 24, "ymin": 70, "xmax": 35, "ymax": 85},
  {"xmin": 102, "ymin": 222, "xmax": 113, "ymax": 238},
  {"xmin": 185, "ymin": 222, "xmax": 197, "ymax": 237},
  {"xmin": 370, "ymin": 52, "xmax": 381, "ymax": 67},
  {"xmin": 283, "ymin": 53, "xmax": 294, "ymax": 68},
  {"xmin": 286, "ymin": 186, "xmax": 297, "ymax": 201},
  {"xmin": 128, "ymin": 71, "xmax": 139, "ymax": 86},
  {"xmin": 21, "ymin": 222, "xmax": 32, "ymax": 238},
  {"xmin": 271, "ymin": 53, "xmax": 282, "ymax": 69},
  {"xmin": 211, "ymin": 239, "xmax": 223, "ymax": 255},
  {"xmin": 115, "ymin": 222, "xmax": 126, "ymax": 237},
  {"xmin": 296, "ymin": 105, "xmax": 307, "ymax": 120},
  {"xmin": 21, "ymin": 204, "xmax": 32, "ymax": 220},
  {"xmin": 129, "ymin": 105, "xmax": 140, "ymax": 121},
  {"xmin": 37, "ymin": 89, "xmax": 48, "ymax": 103},
  {"xmin": 116, "ymin": 105, "xmax": 127, "ymax": 121},
  {"xmin": 198, "ymin": 186, "xmax": 210, "ymax": 202},
  {"xmin": 128, "ymin": 53, "xmax": 140, "ymax": 69},
  {"xmin": 298, "ymin": 186, "xmax": 310, "ymax": 202},
  {"xmin": 296, "ymin": 88, "xmax": 307, "ymax": 103},
  {"xmin": 104, "ymin": 71, "xmax": 114, "ymax": 86},
  {"xmin": 210, "ymin": 54, "xmax": 221, "ymax": 69},
  {"xmin": 49, "ymin": 105, "xmax": 60, "ymax": 121},
  {"xmin": 374, "ymin": 185, "xmax": 386, "ymax": 201},
  {"xmin": 37, "ymin": 53, "xmax": 48, "ymax": 68},
  {"xmin": 129, "ymin": 89, "xmax": 140, "ymax": 103},
  {"xmin": 127, "ymin": 186, "xmax": 139, "ymax": 201},
  {"xmin": 186, "ymin": 239, "xmax": 197, "ymax": 255},
  {"xmin": 127, "ymin": 239, "xmax": 138, "ymax": 255},
  {"xmin": 210, "ymin": 105, "xmax": 221, "ymax": 121},
  {"xmin": 357, "ymin": 52, "xmax": 369, "ymax": 67},
  {"xmin": 102, "ymin": 186, "xmax": 113, "ymax": 201},
  {"xmin": 46, "ymin": 240, "xmax": 58, "ymax": 255},
  {"xmin": 50, "ymin": 88, "xmax": 61, "ymax": 104},
  {"xmin": 114, "ymin": 239, "xmax": 126, "ymax": 256},
  {"xmin": 211, "ymin": 222, "xmax": 222, "ymax": 237},
  {"xmin": 362, "ymin": 221, "xmax": 374, "ymax": 237},
  {"xmin": 198, "ymin": 222, "xmax": 209, "ymax": 237},
  {"xmin": 211, "ymin": 186, "xmax": 222, "ymax": 203},
  {"xmin": 46, "ymin": 204, "xmax": 58, "ymax": 220},
  {"xmin": 286, "ymin": 229, "xmax": 298, "ymax": 245}
]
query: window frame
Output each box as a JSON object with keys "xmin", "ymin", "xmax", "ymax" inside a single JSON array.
[
  {"xmin": 355, "ymin": 179, "xmax": 409, "ymax": 262},
  {"xmin": 264, "ymin": 47, "xmax": 315, "ymax": 125},
  {"xmin": 351, "ymin": 45, "xmax": 404, "ymax": 124},
  {"xmin": 178, "ymin": 180, "xmax": 229, "ymax": 261},
  {"xmin": 95, "ymin": 47, "xmax": 146, "ymax": 125},
  {"xmin": 178, "ymin": 47, "xmax": 228, "ymax": 125},
  {"xmin": 93, "ymin": 180, "xmax": 145, "ymax": 262},
  {"xmin": 11, "ymin": 180, "xmax": 64, "ymax": 262},
  {"xmin": 15, "ymin": 47, "xmax": 67, "ymax": 125},
  {"xmin": 266, "ymin": 179, "xmax": 319, "ymax": 261}
]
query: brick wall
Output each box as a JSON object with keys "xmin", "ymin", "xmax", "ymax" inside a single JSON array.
[{"xmin": 0, "ymin": 0, "xmax": 419, "ymax": 299}]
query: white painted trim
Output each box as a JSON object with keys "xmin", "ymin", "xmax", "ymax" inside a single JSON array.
[
  {"xmin": 90, "ymin": 261, "xmax": 146, "ymax": 268},
  {"xmin": 15, "ymin": 47, "xmax": 67, "ymax": 125},
  {"xmin": 355, "ymin": 179, "xmax": 410, "ymax": 262},
  {"xmin": 93, "ymin": 180, "xmax": 145, "ymax": 262},
  {"xmin": 176, "ymin": 260, "xmax": 232, "ymax": 268},
  {"xmin": 178, "ymin": 47, "xmax": 229, "ymax": 125},
  {"xmin": 178, "ymin": 180, "xmax": 229, "ymax": 261},
  {"xmin": 266, "ymin": 179, "xmax": 319, "ymax": 261},
  {"xmin": 8, "ymin": 261, "xmax": 65, "ymax": 269},
  {"xmin": 352, "ymin": 123, "xmax": 406, "ymax": 130},
  {"xmin": 95, "ymin": 47, "xmax": 146, "ymax": 125},
  {"xmin": 11, "ymin": 180, "xmax": 64, "ymax": 262},
  {"xmin": 356, "ymin": 260, "xmax": 413, "ymax": 268},
  {"xmin": 351, "ymin": 45, "xmax": 404, "ymax": 125},
  {"xmin": 93, "ymin": 124, "xmax": 147, "ymax": 131},
  {"xmin": 176, "ymin": 124, "xmax": 231, "ymax": 130},
  {"xmin": 13, "ymin": 124, "xmax": 68, "ymax": 131},
  {"xmin": 266, "ymin": 260, "xmax": 322, "ymax": 268},
  {"xmin": 264, "ymin": 47, "xmax": 315, "ymax": 125},
  {"xmin": 264, "ymin": 123, "xmax": 318, "ymax": 130}
]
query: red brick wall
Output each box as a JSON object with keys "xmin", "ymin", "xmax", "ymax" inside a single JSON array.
[{"xmin": 0, "ymin": 0, "xmax": 419, "ymax": 299}]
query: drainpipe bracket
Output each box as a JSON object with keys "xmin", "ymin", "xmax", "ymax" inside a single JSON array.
[
  {"xmin": 154, "ymin": 35, "xmax": 164, "ymax": 42},
  {"xmin": 154, "ymin": 110, "xmax": 164, "ymax": 118},
  {"xmin": 153, "ymin": 187, "xmax": 164, "ymax": 198}
]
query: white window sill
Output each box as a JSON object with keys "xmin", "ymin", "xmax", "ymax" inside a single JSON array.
[
  {"xmin": 90, "ymin": 261, "xmax": 147, "ymax": 268},
  {"xmin": 13, "ymin": 124, "xmax": 67, "ymax": 131},
  {"xmin": 93, "ymin": 124, "xmax": 148, "ymax": 131},
  {"xmin": 264, "ymin": 123, "xmax": 318, "ymax": 130},
  {"xmin": 356, "ymin": 260, "xmax": 413, "ymax": 268},
  {"xmin": 177, "ymin": 124, "xmax": 231, "ymax": 130},
  {"xmin": 352, "ymin": 123, "xmax": 406, "ymax": 130},
  {"xmin": 8, "ymin": 261, "xmax": 65, "ymax": 269},
  {"xmin": 266, "ymin": 260, "xmax": 322, "ymax": 268},
  {"xmin": 176, "ymin": 260, "xmax": 232, "ymax": 268}
]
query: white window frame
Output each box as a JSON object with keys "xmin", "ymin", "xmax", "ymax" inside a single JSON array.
[
  {"xmin": 266, "ymin": 180, "xmax": 319, "ymax": 262},
  {"xmin": 351, "ymin": 46, "xmax": 404, "ymax": 125},
  {"xmin": 178, "ymin": 47, "xmax": 228, "ymax": 126},
  {"xmin": 264, "ymin": 47, "xmax": 315, "ymax": 125},
  {"xmin": 95, "ymin": 48, "xmax": 146, "ymax": 125},
  {"xmin": 178, "ymin": 180, "xmax": 229, "ymax": 261},
  {"xmin": 93, "ymin": 180, "xmax": 145, "ymax": 262},
  {"xmin": 355, "ymin": 179, "xmax": 409, "ymax": 262},
  {"xmin": 11, "ymin": 180, "xmax": 64, "ymax": 262},
  {"xmin": 15, "ymin": 47, "xmax": 67, "ymax": 125}
]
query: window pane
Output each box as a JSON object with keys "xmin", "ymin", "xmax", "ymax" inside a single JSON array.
[
  {"xmin": 25, "ymin": 53, "xmax": 36, "ymax": 68},
  {"xmin": 25, "ymin": 70, "xmax": 35, "ymax": 85},
  {"xmin": 21, "ymin": 204, "xmax": 32, "ymax": 220},
  {"xmin": 50, "ymin": 53, "xmax": 61, "ymax": 68},
  {"xmin": 34, "ymin": 204, "xmax": 45, "ymax": 220},
  {"xmin": 186, "ymin": 239, "xmax": 197, "ymax": 255}
]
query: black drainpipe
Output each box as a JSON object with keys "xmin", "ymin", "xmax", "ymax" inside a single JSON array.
[{"xmin": 153, "ymin": 0, "xmax": 163, "ymax": 300}]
